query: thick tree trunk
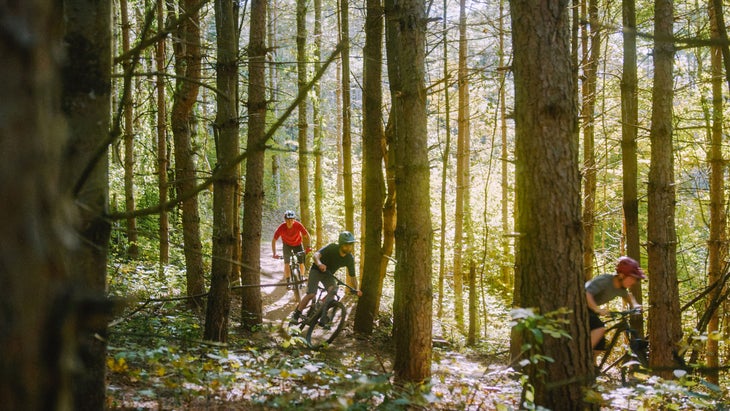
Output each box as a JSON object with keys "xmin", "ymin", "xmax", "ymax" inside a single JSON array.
[
  {"xmin": 647, "ymin": 0, "xmax": 683, "ymax": 377},
  {"xmin": 0, "ymin": 3, "xmax": 74, "ymax": 408},
  {"xmin": 206, "ymin": 0, "xmax": 240, "ymax": 341},
  {"xmin": 354, "ymin": 0, "xmax": 385, "ymax": 335},
  {"xmin": 171, "ymin": 0, "xmax": 205, "ymax": 308},
  {"xmin": 241, "ymin": 0, "xmax": 268, "ymax": 330},
  {"xmin": 705, "ymin": 0, "xmax": 726, "ymax": 385},
  {"xmin": 510, "ymin": 1, "xmax": 594, "ymax": 408},
  {"xmin": 61, "ymin": 0, "xmax": 112, "ymax": 408},
  {"xmin": 385, "ymin": 0, "xmax": 432, "ymax": 383}
]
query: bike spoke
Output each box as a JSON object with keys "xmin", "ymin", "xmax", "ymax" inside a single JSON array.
[{"xmin": 306, "ymin": 302, "xmax": 347, "ymax": 349}]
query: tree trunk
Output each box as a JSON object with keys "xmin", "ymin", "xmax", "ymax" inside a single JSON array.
[
  {"xmin": 120, "ymin": 0, "xmax": 139, "ymax": 260},
  {"xmin": 206, "ymin": 0, "xmax": 240, "ymax": 342},
  {"xmin": 156, "ymin": 0, "xmax": 170, "ymax": 273},
  {"xmin": 498, "ymin": 0, "xmax": 512, "ymax": 290},
  {"xmin": 581, "ymin": 0, "xmax": 600, "ymax": 281},
  {"xmin": 171, "ymin": 0, "xmax": 205, "ymax": 308},
  {"xmin": 705, "ymin": 0, "xmax": 727, "ymax": 385},
  {"xmin": 354, "ymin": 0, "xmax": 385, "ymax": 335},
  {"xmin": 241, "ymin": 0, "xmax": 268, "ymax": 330},
  {"xmin": 0, "ymin": 3, "xmax": 75, "ymax": 408},
  {"xmin": 61, "ymin": 0, "xmax": 112, "ymax": 408},
  {"xmin": 510, "ymin": 0, "xmax": 594, "ymax": 408},
  {"xmin": 647, "ymin": 0, "xmax": 682, "ymax": 377},
  {"xmin": 438, "ymin": 0, "xmax": 452, "ymax": 320},
  {"xmin": 385, "ymin": 0, "xmax": 432, "ymax": 383},
  {"xmin": 296, "ymin": 0, "xmax": 311, "ymax": 229},
  {"xmin": 313, "ymin": 0, "xmax": 323, "ymax": 246},
  {"xmin": 621, "ymin": 0, "xmax": 644, "ymax": 337}
]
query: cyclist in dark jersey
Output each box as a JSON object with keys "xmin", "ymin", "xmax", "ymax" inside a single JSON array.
[
  {"xmin": 585, "ymin": 256, "xmax": 645, "ymax": 350},
  {"xmin": 290, "ymin": 231, "xmax": 362, "ymax": 324}
]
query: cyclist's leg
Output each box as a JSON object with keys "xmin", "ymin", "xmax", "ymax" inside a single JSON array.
[
  {"xmin": 589, "ymin": 311, "xmax": 606, "ymax": 350},
  {"xmin": 296, "ymin": 270, "xmax": 323, "ymax": 313},
  {"xmin": 282, "ymin": 244, "xmax": 295, "ymax": 282},
  {"xmin": 318, "ymin": 277, "xmax": 337, "ymax": 325}
]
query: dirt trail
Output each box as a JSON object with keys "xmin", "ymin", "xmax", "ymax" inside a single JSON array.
[{"xmin": 259, "ymin": 243, "xmax": 301, "ymax": 323}]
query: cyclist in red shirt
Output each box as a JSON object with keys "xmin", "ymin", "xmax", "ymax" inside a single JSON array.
[{"xmin": 272, "ymin": 210, "xmax": 311, "ymax": 287}]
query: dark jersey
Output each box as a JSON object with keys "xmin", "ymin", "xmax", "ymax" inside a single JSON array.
[{"xmin": 311, "ymin": 243, "xmax": 355, "ymax": 277}]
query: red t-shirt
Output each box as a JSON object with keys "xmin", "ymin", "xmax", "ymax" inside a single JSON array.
[{"xmin": 273, "ymin": 221, "xmax": 309, "ymax": 246}]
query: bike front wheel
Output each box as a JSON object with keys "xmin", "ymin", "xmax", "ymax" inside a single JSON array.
[
  {"xmin": 306, "ymin": 301, "xmax": 347, "ymax": 348},
  {"xmin": 290, "ymin": 266, "xmax": 302, "ymax": 302}
]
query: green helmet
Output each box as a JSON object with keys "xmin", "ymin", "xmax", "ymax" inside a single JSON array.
[{"xmin": 338, "ymin": 231, "xmax": 356, "ymax": 245}]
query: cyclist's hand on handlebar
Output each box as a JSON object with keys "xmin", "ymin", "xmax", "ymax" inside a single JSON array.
[
  {"xmin": 596, "ymin": 307, "xmax": 609, "ymax": 316},
  {"xmin": 305, "ymin": 247, "xmax": 312, "ymax": 254},
  {"xmin": 273, "ymin": 254, "xmax": 281, "ymax": 259},
  {"xmin": 356, "ymin": 289, "xmax": 362, "ymax": 297}
]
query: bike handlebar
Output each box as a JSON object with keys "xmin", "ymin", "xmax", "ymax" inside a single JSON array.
[{"xmin": 607, "ymin": 307, "xmax": 642, "ymax": 318}]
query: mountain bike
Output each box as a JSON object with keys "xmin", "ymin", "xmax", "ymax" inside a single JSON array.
[
  {"xmin": 595, "ymin": 308, "xmax": 649, "ymax": 384},
  {"xmin": 277, "ymin": 249, "xmax": 308, "ymax": 302},
  {"xmin": 288, "ymin": 276, "xmax": 357, "ymax": 349}
]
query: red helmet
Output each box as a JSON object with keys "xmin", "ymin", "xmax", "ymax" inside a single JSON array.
[{"xmin": 616, "ymin": 256, "xmax": 645, "ymax": 279}]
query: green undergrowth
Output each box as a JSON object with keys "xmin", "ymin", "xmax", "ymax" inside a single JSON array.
[{"xmin": 105, "ymin": 262, "xmax": 729, "ymax": 410}]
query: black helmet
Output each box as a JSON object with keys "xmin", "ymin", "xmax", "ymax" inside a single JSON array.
[
  {"xmin": 338, "ymin": 231, "xmax": 356, "ymax": 245},
  {"xmin": 284, "ymin": 210, "xmax": 296, "ymax": 219}
]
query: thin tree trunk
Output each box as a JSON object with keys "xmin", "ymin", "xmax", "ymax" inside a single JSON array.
[
  {"xmin": 120, "ymin": 0, "xmax": 139, "ymax": 260},
  {"xmin": 385, "ymin": 0, "xmax": 432, "ymax": 383},
  {"xmin": 621, "ymin": 0, "xmax": 644, "ymax": 337},
  {"xmin": 498, "ymin": 0, "xmax": 512, "ymax": 289},
  {"xmin": 61, "ymin": 0, "xmax": 112, "ymax": 407},
  {"xmin": 581, "ymin": 0, "xmax": 600, "ymax": 281},
  {"xmin": 171, "ymin": 0, "xmax": 205, "ymax": 308},
  {"xmin": 438, "ymin": 0, "xmax": 452, "ymax": 320},
  {"xmin": 341, "ymin": 0, "xmax": 355, "ymax": 236},
  {"xmin": 296, "ymin": 0, "xmax": 311, "ymax": 229},
  {"xmin": 205, "ymin": 0, "xmax": 240, "ymax": 342},
  {"xmin": 313, "ymin": 0, "xmax": 323, "ymax": 247},
  {"xmin": 354, "ymin": 0, "xmax": 385, "ymax": 335},
  {"xmin": 156, "ymin": 0, "xmax": 170, "ymax": 273},
  {"xmin": 647, "ymin": 0, "xmax": 682, "ymax": 377}
]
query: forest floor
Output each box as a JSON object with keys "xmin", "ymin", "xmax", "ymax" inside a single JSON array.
[
  {"xmin": 106, "ymin": 246, "xmax": 523, "ymax": 410},
  {"xmin": 105, "ymin": 246, "xmax": 728, "ymax": 410}
]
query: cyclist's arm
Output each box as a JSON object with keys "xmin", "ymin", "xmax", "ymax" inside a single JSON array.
[
  {"xmin": 586, "ymin": 291, "xmax": 607, "ymax": 316},
  {"xmin": 623, "ymin": 293, "xmax": 641, "ymax": 310},
  {"xmin": 313, "ymin": 251, "xmax": 326, "ymax": 272},
  {"xmin": 271, "ymin": 236, "xmax": 278, "ymax": 257}
]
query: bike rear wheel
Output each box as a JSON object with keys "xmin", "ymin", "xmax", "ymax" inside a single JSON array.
[{"xmin": 306, "ymin": 301, "xmax": 347, "ymax": 348}]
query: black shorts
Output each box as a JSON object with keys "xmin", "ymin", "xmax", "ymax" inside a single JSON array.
[
  {"xmin": 283, "ymin": 243, "xmax": 304, "ymax": 262},
  {"xmin": 589, "ymin": 310, "xmax": 605, "ymax": 331},
  {"xmin": 307, "ymin": 269, "xmax": 336, "ymax": 294}
]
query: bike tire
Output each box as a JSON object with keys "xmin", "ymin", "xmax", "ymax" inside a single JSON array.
[
  {"xmin": 305, "ymin": 301, "xmax": 347, "ymax": 349},
  {"xmin": 291, "ymin": 265, "xmax": 302, "ymax": 302}
]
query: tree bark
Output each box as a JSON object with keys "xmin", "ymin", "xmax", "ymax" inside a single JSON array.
[
  {"xmin": 241, "ymin": 0, "xmax": 268, "ymax": 330},
  {"xmin": 156, "ymin": 0, "xmax": 170, "ymax": 272},
  {"xmin": 206, "ymin": 0, "xmax": 240, "ymax": 341},
  {"xmin": 0, "ymin": 3, "xmax": 75, "ymax": 408},
  {"xmin": 647, "ymin": 0, "xmax": 683, "ymax": 377},
  {"xmin": 61, "ymin": 0, "xmax": 112, "ymax": 408},
  {"xmin": 385, "ymin": 0, "xmax": 432, "ymax": 383},
  {"xmin": 510, "ymin": 0, "xmax": 594, "ymax": 408},
  {"xmin": 171, "ymin": 0, "xmax": 205, "ymax": 308},
  {"xmin": 581, "ymin": 0, "xmax": 600, "ymax": 281},
  {"xmin": 297, "ymin": 0, "xmax": 311, "ymax": 229},
  {"xmin": 354, "ymin": 0, "xmax": 385, "ymax": 335},
  {"xmin": 621, "ymin": 0, "xmax": 644, "ymax": 337},
  {"xmin": 120, "ymin": 0, "xmax": 139, "ymax": 260}
]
